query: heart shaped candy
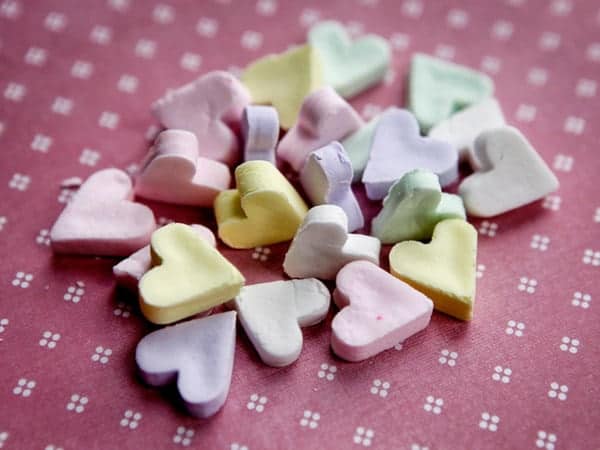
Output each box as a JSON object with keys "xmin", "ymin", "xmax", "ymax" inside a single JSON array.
[
  {"xmin": 362, "ymin": 108, "xmax": 458, "ymax": 200},
  {"xmin": 408, "ymin": 53, "xmax": 494, "ymax": 132},
  {"xmin": 214, "ymin": 161, "xmax": 308, "ymax": 249},
  {"xmin": 331, "ymin": 261, "xmax": 433, "ymax": 362},
  {"xmin": 241, "ymin": 45, "xmax": 323, "ymax": 129},
  {"xmin": 389, "ymin": 219, "xmax": 477, "ymax": 321},
  {"xmin": 113, "ymin": 224, "xmax": 216, "ymax": 292},
  {"xmin": 300, "ymin": 142, "xmax": 364, "ymax": 232},
  {"xmin": 371, "ymin": 169, "xmax": 465, "ymax": 244},
  {"xmin": 50, "ymin": 168, "xmax": 156, "ymax": 256},
  {"xmin": 242, "ymin": 105, "xmax": 279, "ymax": 164},
  {"xmin": 139, "ymin": 223, "xmax": 245, "ymax": 324},
  {"xmin": 135, "ymin": 129, "xmax": 231, "ymax": 206},
  {"xmin": 283, "ymin": 205, "xmax": 380, "ymax": 280},
  {"xmin": 277, "ymin": 86, "xmax": 363, "ymax": 171},
  {"xmin": 458, "ymin": 127, "xmax": 559, "ymax": 217},
  {"xmin": 152, "ymin": 71, "xmax": 251, "ymax": 165},
  {"xmin": 136, "ymin": 311, "xmax": 237, "ymax": 418},
  {"xmin": 232, "ymin": 278, "xmax": 330, "ymax": 367},
  {"xmin": 428, "ymin": 98, "xmax": 506, "ymax": 165},
  {"xmin": 308, "ymin": 21, "xmax": 391, "ymax": 99}
]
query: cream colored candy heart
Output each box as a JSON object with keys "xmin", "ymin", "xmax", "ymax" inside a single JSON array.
[
  {"xmin": 389, "ymin": 219, "xmax": 477, "ymax": 321},
  {"xmin": 231, "ymin": 279, "xmax": 330, "ymax": 367},
  {"xmin": 139, "ymin": 223, "xmax": 245, "ymax": 324},
  {"xmin": 458, "ymin": 126, "xmax": 559, "ymax": 217}
]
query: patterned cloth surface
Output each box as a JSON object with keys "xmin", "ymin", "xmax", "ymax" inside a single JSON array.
[{"xmin": 0, "ymin": 0, "xmax": 599, "ymax": 449}]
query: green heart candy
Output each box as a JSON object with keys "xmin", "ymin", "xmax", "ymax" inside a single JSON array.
[
  {"xmin": 341, "ymin": 114, "xmax": 381, "ymax": 182},
  {"xmin": 408, "ymin": 53, "xmax": 494, "ymax": 132},
  {"xmin": 371, "ymin": 169, "xmax": 465, "ymax": 244},
  {"xmin": 308, "ymin": 21, "xmax": 391, "ymax": 99}
]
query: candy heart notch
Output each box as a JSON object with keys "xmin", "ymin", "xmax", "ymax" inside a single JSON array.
[
  {"xmin": 389, "ymin": 219, "xmax": 477, "ymax": 321},
  {"xmin": 300, "ymin": 142, "xmax": 364, "ymax": 232},
  {"xmin": 283, "ymin": 205, "xmax": 380, "ymax": 280},
  {"xmin": 50, "ymin": 169, "xmax": 156, "ymax": 256},
  {"xmin": 242, "ymin": 105, "xmax": 279, "ymax": 164},
  {"xmin": 152, "ymin": 71, "xmax": 251, "ymax": 166},
  {"xmin": 136, "ymin": 311, "xmax": 237, "ymax": 418},
  {"xmin": 277, "ymin": 86, "xmax": 363, "ymax": 172},
  {"xmin": 371, "ymin": 170, "xmax": 465, "ymax": 244},
  {"xmin": 362, "ymin": 108, "xmax": 458, "ymax": 200},
  {"xmin": 134, "ymin": 130, "xmax": 231, "ymax": 206},
  {"xmin": 139, "ymin": 223, "xmax": 245, "ymax": 324},
  {"xmin": 458, "ymin": 127, "xmax": 559, "ymax": 217},
  {"xmin": 409, "ymin": 53, "xmax": 494, "ymax": 132},
  {"xmin": 428, "ymin": 98, "xmax": 506, "ymax": 165},
  {"xmin": 242, "ymin": 45, "xmax": 323, "ymax": 129},
  {"xmin": 214, "ymin": 161, "xmax": 308, "ymax": 249},
  {"xmin": 332, "ymin": 261, "xmax": 433, "ymax": 362},
  {"xmin": 113, "ymin": 224, "xmax": 216, "ymax": 292},
  {"xmin": 231, "ymin": 278, "xmax": 330, "ymax": 367},
  {"xmin": 308, "ymin": 21, "xmax": 391, "ymax": 99}
]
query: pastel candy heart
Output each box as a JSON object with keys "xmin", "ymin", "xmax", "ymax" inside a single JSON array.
[
  {"xmin": 308, "ymin": 21, "xmax": 391, "ymax": 98},
  {"xmin": 113, "ymin": 224, "xmax": 216, "ymax": 292},
  {"xmin": 242, "ymin": 105, "xmax": 279, "ymax": 164},
  {"xmin": 341, "ymin": 112, "xmax": 387, "ymax": 182},
  {"xmin": 50, "ymin": 168, "xmax": 156, "ymax": 256},
  {"xmin": 428, "ymin": 98, "xmax": 506, "ymax": 165},
  {"xmin": 371, "ymin": 169, "xmax": 465, "ymax": 244},
  {"xmin": 277, "ymin": 86, "xmax": 363, "ymax": 172},
  {"xmin": 299, "ymin": 142, "xmax": 364, "ymax": 232},
  {"xmin": 331, "ymin": 261, "xmax": 433, "ymax": 362},
  {"xmin": 139, "ymin": 223, "xmax": 245, "ymax": 324},
  {"xmin": 242, "ymin": 45, "xmax": 323, "ymax": 129},
  {"xmin": 152, "ymin": 71, "xmax": 251, "ymax": 165},
  {"xmin": 362, "ymin": 108, "xmax": 459, "ymax": 200},
  {"xmin": 214, "ymin": 161, "xmax": 308, "ymax": 249},
  {"xmin": 136, "ymin": 311, "xmax": 236, "ymax": 418},
  {"xmin": 232, "ymin": 278, "xmax": 330, "ymax": 367},
  {"xmin": 389, "ymin": 219, "xmax": 477, "ymax": 321},
  {"xmin": 283, "ymin": 205, "xmax": 380, "ymax": 280},
  {"xmin": 458, "ymin": 127, "xmax": 559, "ymax": 217},
  {"xmin": 409, "ymin": 53, "xmax": 494, "ymax": 132},
  {"xmin": 134, "ymin": 129, "xmax": 231, "ymax": 206}
]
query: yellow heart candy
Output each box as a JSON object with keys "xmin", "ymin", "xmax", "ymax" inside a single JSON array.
[
  {"xmin": 214, "ymin": 161, "xmax": 308, "ymax": 249},
  {"xmin": 139, "ymin": 223, "xmax": 245, "ymax": 324},
  {"xmin": 241, "ymin": 45, "xmax": 323, "ymax": 129},
  {"xmin": 389, "ymin": 219, "xmax": 477, "ymax": 321}
]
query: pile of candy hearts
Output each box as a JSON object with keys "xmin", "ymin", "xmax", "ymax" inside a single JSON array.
[{"xmin": 49, "ymin": 20, "xmax": 559, "ymax": 418}]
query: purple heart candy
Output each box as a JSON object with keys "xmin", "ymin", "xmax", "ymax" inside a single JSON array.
[
  {"xmin": 135, "ymin": 311, "xmax": 236, "ymax": 418},
  {"xmin": 362, "ymin": 108, "xmax": 458, "ymax": 200}
]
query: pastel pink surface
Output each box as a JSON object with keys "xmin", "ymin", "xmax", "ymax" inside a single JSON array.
[
  {"xmin": 1, "ymin": 2, "xmax": 599, "ymax": 450},
  {"xmin": 50, "ymin": 168, "xmax": 156, "ymax": 256},
  {"xmin": 332, "ymin": 261, "xmax": 433, "ymax": 362},
  {"xmin": 113, "ymin": 224, "xmax": 216, "ymax": 291},
  {"xmin": 152, "ymin": 71, "xmax": 251, "ymax": 166},
  {"xmin": 277, "ymin": 86, "xmax": 363, "ymax": 171},
  {"xmin": 134, "ymin": 129, "xmax": 231, "ymax": 206}
]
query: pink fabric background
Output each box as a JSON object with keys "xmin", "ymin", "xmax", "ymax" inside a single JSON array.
[{"xmin": 1, "ymin": 0, "xmax": 599, "ymax": 449}]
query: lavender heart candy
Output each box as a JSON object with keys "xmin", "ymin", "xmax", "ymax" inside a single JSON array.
[
  {"xmin": 362, "ymin": 108, "xmax": 458, "ymax": 200},
  {"xmin": 136, "ymin": 311, "xmax": 236, "ymax": 418}
]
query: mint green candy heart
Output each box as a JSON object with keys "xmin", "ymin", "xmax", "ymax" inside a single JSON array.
[
  {"xmin": 308, "ymin": 21, "xmax": 391, "ymax": 99},
  {"xmin": 371, "ymin": 169, "xmax": 465, "ymax": 244},
  {"xmin": 341, "ymin": 114, "xmax": 381, "ymax": 182},
  {"xmin": 408, "ymin": 53, "xmax": 494, "ymax": 132}
]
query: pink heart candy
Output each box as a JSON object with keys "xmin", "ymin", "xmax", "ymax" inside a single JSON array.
[
  {"xmin": 134, "ymin": 129, "xmax": 231, "ymax": 206},
  {"xmin": 362, "ymin": 108, "xmax": 458, "ymax": 200},
  {"xmin": 50, "ymin": 169, "xmax": 156, "ymax": 256},
  {"xmin": 152, "ymin": 71, "xmax": 251, "ymax": 166},
  {"xmin": 277, "ymin": 86, "xmax": 363, "ymax": 171},
  {"xmin": 331, "ymin": 260, "xmax": 433, "ymax": 362}
]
